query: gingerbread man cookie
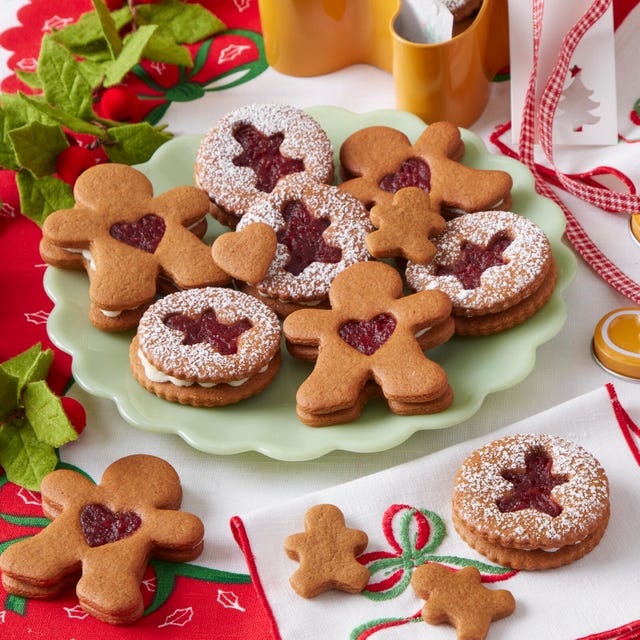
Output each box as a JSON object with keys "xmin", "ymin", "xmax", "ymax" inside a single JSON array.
[
  {"xmin": 0, "ymin": 455, "xmax": 204, "ymax": 625},
  {"xmin": 338, "ymin": 121, "xmax": 512, "ymax": 217},
  {"xmin": 411, "ymin": 564, "xmax": 516, "ymax": 640},
  {"xmin": 40, "ymin": 163, "xmax": 230, "ymax": 332},
  {"xmin": 283, "ymin": 260, "xmax": 454, "ymax": 426},
  {"xmin": 284, "ymin": 504, "xmax": 370, "ymax": 598},
  {"xmin": 366, "ymin": 187, "xmax": 446, "ymax": 264}
]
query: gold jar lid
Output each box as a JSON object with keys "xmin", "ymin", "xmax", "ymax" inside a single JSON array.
[
  {"xmin": 592, "ymin": 307, "xmax": 640, "ymax": 381},
  {"xmin": 631, "ymin": 214, "xmax": 640, "ymax": 246}
]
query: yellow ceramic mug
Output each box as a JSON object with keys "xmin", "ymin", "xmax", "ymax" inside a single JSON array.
[{"xmin": 257, "ymin": 0, "xmax": 509, "ymax": 127}]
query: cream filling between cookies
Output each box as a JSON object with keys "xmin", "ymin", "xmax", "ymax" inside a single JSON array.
[
  {"xmin": 255, "ymin": 289, "xmax": 323, "ymax": 307},
  {"xmin": 138, "ymin": 349, "xmax": 269, "ymax": 388},
  {"xmin": 446, "ymin": 199, "xmax": 505, "ymax": 216}
]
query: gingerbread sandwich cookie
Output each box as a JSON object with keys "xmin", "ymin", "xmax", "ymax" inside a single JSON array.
[
  {"xmin": 338, "ymin": 121, "xmax": 512, "ymax": 217},
  {"xmin": 283, "ymin": 260, "xmax": 454, "ymax": 426},
  {"xmin": 0, "ymin": 454, "xmax": 204, "ymax": 625},
  {"xmin": 194, "ymin": 103, "xmax": 335, "ymax": 228},
  {"xmin": 405, "ymin": 210, "xmax": 557, "ymax": 335},
  {"xmin": 40, "ymin": 163, "xmax": 230, "ymax": 332},
  {"xmin": 215, "ymin": 172, "xmax": 373, "ymax": 317},
  {"xmin": 452, "ymin": 434, "xmax": 610, "ymax": 570},
  {"xmin": 130, "ymin": 287, "xmax": 282, "ymax": 407}
]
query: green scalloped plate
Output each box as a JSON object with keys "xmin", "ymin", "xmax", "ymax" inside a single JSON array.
[{"xmin": 45, "ymin": 106, "xmax": 577, "ymax": 460}]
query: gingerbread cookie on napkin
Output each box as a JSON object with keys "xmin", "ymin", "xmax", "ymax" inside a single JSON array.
[
  {"xmin": 283, "ymin": 260, "xmax": 454, "ymax": 426},
  {"xmin": 0, "ymin": 454, "xmax": 204, "ymax": 625},
  {"xmin": 338, "ymin": 121, "xmax": 512, "ymax": 217},
  {"xmin": 40, "ymin": 163, "xmax": 230, "ymax": 332}
]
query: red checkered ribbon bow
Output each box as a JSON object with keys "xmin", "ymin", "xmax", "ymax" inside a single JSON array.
[{"xmin": 518, "ymin": 0, "xmax": 640, "ymax": 304}]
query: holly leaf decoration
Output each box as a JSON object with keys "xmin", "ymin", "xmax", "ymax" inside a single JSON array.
[
  {"xmin": 105, "ymin": 122, "xmax": 172, "ymax": 164},
  {"xmin": 91, "ymin": 0, "xmax": 123, "ymax": 59},
  {"xmin": 104, "ymin": 24, "xmax": 158, "ymax": 87},
  {"xmin": 9, "ymin": 122, "xmax": 69, "ymax": 178},
  {"xmin": 0, "ymin": 344, "xmax": 81, "ymax": 491},
  {"xmin": 16, "ymin": 172, "xmax": 74, "ymax": 226}
]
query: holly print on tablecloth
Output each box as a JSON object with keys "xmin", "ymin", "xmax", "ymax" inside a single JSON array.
[{"xmin": 0, "ymin": 464, "xmax": 275, "ymax": 639}]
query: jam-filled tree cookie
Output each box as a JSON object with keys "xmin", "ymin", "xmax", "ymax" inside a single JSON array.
[
  {"xmin": 283, "ymin": 260, "xmax": 454, "ymax": 426},
  {"xmin": 338, "ymin": 121, "xmax": 512, "ymax": 217},
  {"xmin": 0, "ymin": 455, "xmax": 204, "ymax": 625},
  {"xmin": 40, "ymin": 163, "xmax": 230, "ymax": 332}
]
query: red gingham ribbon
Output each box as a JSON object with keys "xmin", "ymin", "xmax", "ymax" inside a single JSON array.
[{"xmin": 518, "ymin": 0, "xmax": 640, "ymax": 304}]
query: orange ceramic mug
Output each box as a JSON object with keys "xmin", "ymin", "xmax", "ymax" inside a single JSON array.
[{"xmin": 257, "ymin": 0, "xmax": 509, "ymax": 127}]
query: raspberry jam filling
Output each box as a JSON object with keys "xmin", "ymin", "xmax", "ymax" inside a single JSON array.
[
  {"xmin": 163, "ymin": 309, "xmax": 252, "ymax": 355},
  {"xmin": 339, "ymin": 313, "xmax": 397, "ymax": 355},
  {"xmin": 232, "ymin": 123, "xmax": 305, "ymax": 193},
  {"xmin": 110, "ymin": 214, "xmax": 166, "ymax": 253},
  {"xmin": 497, "ymin": 450, "xmax": 568, "ymax": 517},
  {"xmin": 80, "ymin": 503, "xmax": 141, "ymax": 548},
  {"xmin": 436, "ymin": 232, "xmax": 512, "ymax": 289},
  {"xmin": 277, "ymin": 200, "xmax": 342, "ymax": 276},
  {"xmin": 379, "ymin": 157, "xmax": 431, "ymax": 193}
]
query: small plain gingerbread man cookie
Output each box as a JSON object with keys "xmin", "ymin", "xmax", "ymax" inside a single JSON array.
[
  {"xmin": 284, "ymin": 504, "xmax": 370, "ymax": 598},
  {"xmin": 366, "ymin": 187, "xmax": 446, "ymax": 264},
  {"xmin": 283, "ymin": 260, "xmax": 454, "ymax": 426},
  {"xmin": 411, "ymin": 564, "xmax": 516, "ymax": 640},
  {"xmin": 0, "ymin": 455, "xmax": 204, "ymax": 626},
  {"xmin": 40, "ymin": 163, "xmax": 230, "ymax": 332},
  {"xmin": 338, "ymin": 121, "xmax": 512, "ymax": 216}
]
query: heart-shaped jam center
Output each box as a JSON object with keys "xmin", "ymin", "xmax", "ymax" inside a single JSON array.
[
  {"xmin": 496, "ymin": 450, "xmax": 568, "ymax": 517},
  {"xmin": 232, "ymin": 123, "xmax": 305, "ymax": 193},
  {"xmin": 164, "ymin": 309, "xmax": 252, "ymax": 355},
  {"xmin": 379, "ymin": 157, "xmax": 431, "ymax": 193},
  {"xmin": 80, "ymin": 503, "xmax": 141, "ymax": 547},
  {"xmin": 277, "ymin": 200, "xmax": 342, "ymax": 276},
  {"xmin": 339, "ymin": 313, "xmax": 397, "ymax": 355},
  {"xmin": 436, "ymin": 232, "xmax": 512, "ymax": 289},
  {"xmin": 110, "ymin": 214, "xmax": 166, "ymax": 253}
]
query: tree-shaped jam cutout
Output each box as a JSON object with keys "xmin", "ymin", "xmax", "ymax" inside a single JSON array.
[
  {"xmin": 437, "ymin": 232, "xmax": 512, "ymax": 289},
  {"xmin": 109, "ymin": 214, "xmax": 166, "ymax": 253},
  {"xmin": 163, "ymin": 310, "xmax": 252, "ymax": 355},
  {"xmin": 379, "ymin": 157, "xmax": 431, "ymax": 194},
  {"xmin": 232, "ymin": 124, "xmax": 305, "ymax": 193},
  {"xmin": 338, "ymin": 314, "xmax": 397, "ymax": 355},
  {"xmin": 277, "ymin": 200, "xmax": 342, "ymax": 275},
  {"xmin": 497, "ymin": 449, "xmax": 568, "ymax": 517}
]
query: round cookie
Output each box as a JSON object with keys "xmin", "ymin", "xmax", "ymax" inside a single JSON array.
[
  {"xmin": 130, "ymin": 287, "xmax": 282, "ymax": 407},
  {"xmin": 405, "ymin": 210, "xmax": 557, "ymax": 335},
  {"xmin": 452, "ymin": 433, "xmax": 610, "ymax": 570},
  {"xmin": 233, "ymin": 172, "xmax": 374, "ymax": 316},
  {"xmin": 194, "ymin": 103, "xmax": 335, "ymax": 228}
]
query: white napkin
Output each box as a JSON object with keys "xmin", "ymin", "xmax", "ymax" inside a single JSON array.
[{"xmin": 231, "ymin": 384, "xmax": 640, "ymax": 640}]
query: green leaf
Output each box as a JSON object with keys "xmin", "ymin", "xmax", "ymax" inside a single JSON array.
[
  {"xmin": 0, "ymin": 109, "xmax": 20, "ymax": 170},
  {"xmin": 92, "ymin": 0, "xmax": 122, "ymax": 58},
  {"xmin": 0, "ymin": 369, "xmax": 19, "ymax": 421},
  {"xmin": 14, "ymin": 70, "xmax": 43, "ymax": 90},
  {"xmin": 23, "ymin": 381, "xmax": 78, "ymax": 448},
  {"xmin": 0, "ymin": 419, "xmax": 59, "ymax": 491},
  {"xmin": 37, "ymin": 35, "xmax": 95, "ymax": 120},
  {"xmin": 1, "ymin": 92, "xmax": 56, "ymax": 131},
  {"xmin": 104, "ymin": 24, "xmax": 157, "ymax": 87},
  {"xmin": 142, "ymin": 31, "xmax": 193, "ymax": 67},
  {"xmin": 0, "ymin": 343, "xmax": 53, "ymax": 390},
  {"xmin": 51, "ymin": 5, "xmax": 132, "ymax": 60},
  {"xmin": 136, "ymin": 0, "xmax": 226, "ymax": 44},
  {"xmin": 17, "ymin": 93, "xmax": 105, "ymax": 137},
  {"xmin": 105, "ymin": 122, "xmax": 172, "ymax": 164},
  {"xmin": 16, "ymin": 172, "xmax": 74, "ymax": 226},
  {"xmin": 9, "ymin": 122, "xmax": 69, "ymax": 178}
]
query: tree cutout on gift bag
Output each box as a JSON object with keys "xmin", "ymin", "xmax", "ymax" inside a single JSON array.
[{"xmin": 556, "ymin": 65, "xmax": 600, "ymax": 133}]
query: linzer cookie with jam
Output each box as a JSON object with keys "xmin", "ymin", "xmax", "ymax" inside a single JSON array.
[
  {"xmin": 130, "ymin": 287, "xmax": 282, "ymax": 407},
  {"xmin": 194, "ymin": 103, "xmax": 335, "ymax": 228},
  {"xmin": 0, "ymin": 454, "xmax": 204, "ymax": 625},
  {"xmin": 451, "ymin": 434, "xmax": 610, "ymax": 570},
  {"xmin": 40, "ymin": 163, "xmax": 230, "ymax": 332},
  {"xmin": 283, "ymin": 261, "xmax": 454, "ymax": 426},
  {"xmin": 213, "ymin": 172, "xmax": 374, "ymax": 317},
  {"xmin": 405, "ymin": 210, "xmax": 557, "ymax": 335},
  {"xmin": 338, "ymin": 120, "xmax": 512, "ymax": 217}
]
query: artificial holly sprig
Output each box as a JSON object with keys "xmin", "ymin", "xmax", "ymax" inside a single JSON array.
[
  {"xmin": 0, "ymin": 344, "xmax": 86, "ymax": 491},
  {"xmin": 0, "ymin": 0, "xmax": 226, "ymax": 225}
]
